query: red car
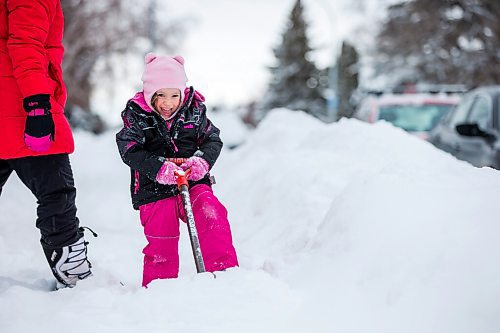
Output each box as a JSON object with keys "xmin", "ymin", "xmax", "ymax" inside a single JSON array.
[{"xmin": 354, "ymin": 93, "xmax": 460, "ymax": 140}]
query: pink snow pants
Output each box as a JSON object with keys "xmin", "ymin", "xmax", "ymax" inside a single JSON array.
[{"xmin": 139, "ymin": 184, "xmax": 238, "ymax": 286}]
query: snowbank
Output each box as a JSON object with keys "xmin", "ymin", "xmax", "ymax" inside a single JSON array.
[{"xmin": 1, "ymin": 109, "xmax": 499, "ymax": 333}]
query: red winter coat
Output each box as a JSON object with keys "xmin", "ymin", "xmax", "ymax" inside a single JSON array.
[{"xmin": 0, "ymin": 0, "xmax": 74, "ymax": 159}]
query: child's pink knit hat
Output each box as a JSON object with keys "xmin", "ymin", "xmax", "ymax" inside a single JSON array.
[{"xmin": 141, "ymin": 53, "xmax": 188, "ymax": 110}]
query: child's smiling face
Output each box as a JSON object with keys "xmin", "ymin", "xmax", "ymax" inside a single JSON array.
[{"xmin": 153, "ymin": 88, "xmax": 181, "ymax": 119}]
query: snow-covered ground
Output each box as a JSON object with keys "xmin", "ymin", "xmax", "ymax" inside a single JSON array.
[{"xmin": 1, "ymin": 109, "xmax": 499, "ymax": 332}]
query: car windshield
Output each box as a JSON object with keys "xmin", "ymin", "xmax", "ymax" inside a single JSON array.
[{"xmin": 378, "ymin": 104, "xmax": 454, "ymax": 132}]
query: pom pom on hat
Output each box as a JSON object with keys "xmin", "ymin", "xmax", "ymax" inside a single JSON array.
[{"xmin": 142, "ymin": 53, "xmax": 188, "ymax": 110}]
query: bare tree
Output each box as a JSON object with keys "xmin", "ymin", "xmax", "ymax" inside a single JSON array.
[{"xmin": 62, "ymin": 0, "xmax": 183, "ymax": 132}]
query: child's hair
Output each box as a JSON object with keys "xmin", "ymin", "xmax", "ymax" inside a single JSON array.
[{"xmin": 150, "ymin": 92, "xmax": 159, "ymax": 112}]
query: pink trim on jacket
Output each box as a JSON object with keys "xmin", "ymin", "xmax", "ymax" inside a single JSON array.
[{"xmin": 130, "ymin": 92, "xmax": 154, "ymax": 113}]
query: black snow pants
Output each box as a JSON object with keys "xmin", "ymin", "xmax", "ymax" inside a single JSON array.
[{"xmin": 0, "ymin": 154, "xmax": 82, "ymax": 249}]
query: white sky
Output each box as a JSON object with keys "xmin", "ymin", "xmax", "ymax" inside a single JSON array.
[
  {"xmin": 94, "ymin": 0, "xmax": 365, "ymax": 125},
  {"xmin": 93, "ymin": 0, "xmax": 392, "ymax": 125},
  {"xmin": 171, "ymin": 0, "xmax": 340, "ymax": 107}
]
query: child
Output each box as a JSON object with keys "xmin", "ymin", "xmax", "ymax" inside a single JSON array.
[{"xmin": 116, "ymin": 53, "xmax": 238, "ymax": 286}]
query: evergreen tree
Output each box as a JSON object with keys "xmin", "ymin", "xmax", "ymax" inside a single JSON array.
[
  {"xmin": 261, "ymin": 0, "xmax": 326, "ymax": 120},
  {"xmin": 376, "ymin": 0, "xmax": 500, "ymax": 88},
  {"xmin": 337, "ymin": 41, "xmax": 359, "ymax": 119}
]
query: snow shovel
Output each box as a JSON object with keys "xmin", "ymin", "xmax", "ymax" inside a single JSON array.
[{"xmin": 167, "ymin": 158, "xmax": 206, "ymax": 274}]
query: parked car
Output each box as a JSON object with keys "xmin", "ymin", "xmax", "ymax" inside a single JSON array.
[
  {"xmin": 354, "ymin": 93, "xmax": 460, "ymax": 140},
  {"xmin": 428, "ymin": 86, "xmax": 500, "ymax": 169}
]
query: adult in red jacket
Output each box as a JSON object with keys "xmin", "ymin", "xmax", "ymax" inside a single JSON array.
[{"xmin": 0, "ymin": 0, "xmax": 92, "ymax": 289}]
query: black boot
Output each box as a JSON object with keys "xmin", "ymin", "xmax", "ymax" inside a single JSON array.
[{"xmin": 43, "ymin": 236, "xmax": 92, "ymax": 289}]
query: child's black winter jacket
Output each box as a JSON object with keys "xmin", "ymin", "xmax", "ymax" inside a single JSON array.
[{"xmin": 116, "ymin": 87, "xmax": 223, "ymax": 209}]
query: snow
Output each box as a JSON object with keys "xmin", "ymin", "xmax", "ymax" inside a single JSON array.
[
  {"xmin": 1, "ymin": 109, "xmax": 500, "ymax": 332},
  {"xmin": 208, "ymin": 109, "xmax": 249, "ymax": 149}
]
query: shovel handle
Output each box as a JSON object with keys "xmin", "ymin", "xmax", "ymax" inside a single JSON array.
[
  {"xmin": 174, "ymin": 168, "xmax": 192, "ymax": 188},
  {"xmin": 174, "ymin": 167, "xmax": 206, "ymax": 274}
]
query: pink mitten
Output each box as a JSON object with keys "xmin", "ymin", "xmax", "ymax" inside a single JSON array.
[
  {"xmin": 180, "ymin": 156, "xmax": 209, "ymax": 181},
  {"xmin": 156, "ymin": 161, "xmax": 182, "ymax": 185}
]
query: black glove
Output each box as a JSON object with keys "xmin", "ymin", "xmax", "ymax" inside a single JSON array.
[{"xmin": 23, "ymin": 94, "xmax": 55, "ymax": 152}]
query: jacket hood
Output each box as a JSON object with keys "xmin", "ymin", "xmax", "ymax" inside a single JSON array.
[{"xmin": 129, "ymin": 92, "xmax": 153, "ymax": 112}]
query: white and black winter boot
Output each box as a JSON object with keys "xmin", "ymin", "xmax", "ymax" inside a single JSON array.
[{"xmin": 43, "ymin": 236, "xmax": 93, "ymax": 289}]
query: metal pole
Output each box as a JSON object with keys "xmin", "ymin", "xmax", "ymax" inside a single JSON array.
[
  {"xmin": 179, "ymin": 184, "xmax": 206, "ymax": 273},
  {"xmin": 306, "ymin": 0, "xmax": 339, "ymax": 121}
]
